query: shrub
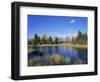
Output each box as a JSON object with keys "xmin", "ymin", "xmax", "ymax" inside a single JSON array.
[
  {"xmin": 33, "ymin": 57, "xmax": 40, "ymax": 64},
  {"xmin": 51, "ymin": 54, "xmax": 63, "ymax": 64},
  {"xmin": 65, "ymin": 57, "xmax": 71, "ymax": 64},
  {"xmin": 74, "ymin": 59, "xmax": 83, "ymax": 64}
]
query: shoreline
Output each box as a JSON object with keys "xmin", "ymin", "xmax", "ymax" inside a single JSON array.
[{"xmin": 28, "ymin": 43, "xmax": 87, "ymax": 49}]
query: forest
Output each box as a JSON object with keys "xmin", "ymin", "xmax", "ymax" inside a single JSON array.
[{"xmin": 28, "ymin": 30, "xmax": 87, "ymax": 47}]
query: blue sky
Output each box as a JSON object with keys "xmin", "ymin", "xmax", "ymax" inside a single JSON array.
[{"xmin": 28, "ymin": 15, "xmax": 88, "ymax": 39}]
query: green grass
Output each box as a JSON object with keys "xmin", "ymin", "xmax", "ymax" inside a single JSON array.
[
  {"xmin": 65, "ymin": 57, "xmax": 71, "ymax": 64},
  {"xmin": 29, "ymin": 43, "xmax": 87, "ymax": 48}
]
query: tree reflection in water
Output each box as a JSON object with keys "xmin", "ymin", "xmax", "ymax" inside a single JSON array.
[{"xmin": 28, "ymin": 46, "xmax": 87, "ymax": 66}]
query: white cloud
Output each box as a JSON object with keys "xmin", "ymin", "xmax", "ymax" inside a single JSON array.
[{"xmin": 70, "ymin": 20, "xmax": 75, "ymax": 23}]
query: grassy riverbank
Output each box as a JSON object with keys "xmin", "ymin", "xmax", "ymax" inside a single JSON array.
[{"xmin": 28, "ymin": 43, "xmax": 87, "ymax": 48}]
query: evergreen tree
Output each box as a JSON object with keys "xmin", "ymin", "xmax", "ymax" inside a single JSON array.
[
  {"xmin": 83, "ymin": 33, "xmax": 87, "ymax": 41},
  {"xmin": 75, "ymin": 30, "xmax": 87, "ymax": 44},
  {"xmin": 33, "ymin": 34, "xmax": 38, "ymax": 46},
  {"xmin": 55, "ymin": 37, "xmax": 59, "ymax": 44},
  {"xmin": 77, "ymin": 30, "xmax": 83, "ymax": 40},
  {"xmin": 48, "ymin": 36, "xmax": 53, "ymax": 44}
]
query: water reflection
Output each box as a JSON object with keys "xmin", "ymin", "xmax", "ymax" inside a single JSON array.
[{"xmin": 28, "ymin": 46, "xmax": 87, "ymax": 66}]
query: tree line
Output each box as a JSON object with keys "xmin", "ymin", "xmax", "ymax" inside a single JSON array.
[
  {"xmin": 75, "ymin": 31, "xmax": 87, "ymax": 44},
  {"xmin": 28, "ymin": 30, "xmax": 87, "ymax": 46},
  {"xmin": 29, "ymin": 33, "xmax": 59, "ymax": 46}
]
